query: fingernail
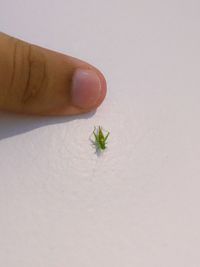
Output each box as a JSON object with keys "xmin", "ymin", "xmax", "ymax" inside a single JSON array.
[{"xmin": 71, "ymin": 69, "xmax": 102, "ymax": 109}]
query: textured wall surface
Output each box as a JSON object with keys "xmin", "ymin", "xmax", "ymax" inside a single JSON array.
[{"xmin": 1, "ymin": 0, "xmax": 200, "ymax": 266}]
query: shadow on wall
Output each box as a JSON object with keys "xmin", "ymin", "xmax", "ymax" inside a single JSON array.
[{"xmin": 0, "ymin": 111, "xmax": 96, "ymax": 141}]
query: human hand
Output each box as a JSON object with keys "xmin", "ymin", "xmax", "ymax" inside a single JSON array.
[{"xmin": 0, "ymin": 33, "xmax": 107, "ymax": 116}]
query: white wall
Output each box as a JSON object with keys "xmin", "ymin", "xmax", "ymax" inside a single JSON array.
[{"xmin": 1, "ymin": 0, "xmax": 200, "ymax": 266}]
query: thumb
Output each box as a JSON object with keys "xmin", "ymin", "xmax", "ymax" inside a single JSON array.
[{"xmin": 0, "ymin": 32, "xmax": 107, "ymax": 116}]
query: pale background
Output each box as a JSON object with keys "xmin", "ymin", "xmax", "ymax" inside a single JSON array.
[{"xmin": 1, "ymin": 0, "xmax": 200, "ymax": 266}]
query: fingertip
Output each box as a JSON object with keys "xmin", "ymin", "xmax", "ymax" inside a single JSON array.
[
  {"xmin": 70, "ymin": 68, "xmax": 107, "ymax": 111},
  {"xmin": 47, "ymin": 66, "xmax": 107, "ymax": 116}
]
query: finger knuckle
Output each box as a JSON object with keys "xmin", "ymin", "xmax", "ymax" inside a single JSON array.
[{"xmin": 10, "ymin": 40, "xmax": 46, "ymax": 105}]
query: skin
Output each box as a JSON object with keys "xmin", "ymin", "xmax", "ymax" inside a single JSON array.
[{"xmin": 0, "ymin": 32, "xmax": 107, "ymax": 116}]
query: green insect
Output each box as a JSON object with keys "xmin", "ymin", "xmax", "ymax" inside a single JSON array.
[{"xmin": 92, "ymin": 126, "xmax": 110, "ymax": 151}]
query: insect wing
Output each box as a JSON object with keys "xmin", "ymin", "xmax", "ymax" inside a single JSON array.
[{"xmin": 98, "ymin": 127, "xmax": 106, "ymax": 149}]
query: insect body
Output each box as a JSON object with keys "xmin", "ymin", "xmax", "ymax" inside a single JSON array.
[{"xmin": 92, "ymin": 126, "xmax": 110, "ymax": 151}]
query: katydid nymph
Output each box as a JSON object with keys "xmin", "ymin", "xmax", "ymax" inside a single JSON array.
[{"xmin": 92, "ymin": 126, "xmax": 110, "ymax": 151}]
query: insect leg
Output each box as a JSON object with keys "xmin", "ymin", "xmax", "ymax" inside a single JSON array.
[
  {"xmin": 104, "ymin": 132, "xmax": 110, "ymax": 142},
  {"xmin": 93, "ymin": 128, "xmax": 99, "ymax": 145}
]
